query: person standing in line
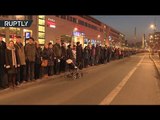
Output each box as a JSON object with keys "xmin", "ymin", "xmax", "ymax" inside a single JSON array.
[
  {"xmin": 14, "ymin": 36, "xmax": 26, "ymax": 85},
  {"xmin": 107, "ymin": 46, "xmax": 112, "ymax": 63},
  {"xmin": 60, "ymin": 42, "xmax": 67, "ymax": 73},
  {"xmin": 72, "ymin": 45, "xmax": 77, "ymax": 65},
  {"xmin": 48, "ymin": 42, "xmax": 54, "ymax": 76},
  {"xmin": 0, "ymin": 35, "xmax": 7, "ymax": 89},
  {"xmin": 42, "ymin": 43, "xmax": 49, "ymax": 77},
  {"xmin": 53, "ymin": 38, "xmax": 62, "ymax": 75},
  {"xmin": 76, "ymin": 42, "xmax": 83, "ymax": 69},
  {"xmin": 25, "ymin": 37, "xmax": 36, "ymax": 81},
  {"xmin": 5, "ymin": 40, "xmax": 20, "ymax": 89},
  {"xmin": 84, "ymin": 45, "xmax": 89, "ymax": 68},
  {"xmin": 34, "ymin": 41, "xmax": 42, "ymax": 79},
  {"xmin": 95, "ymin": 44, "xmax": 100, "ymax": 65},
  {"xmin": 91, "ymin": 44, "xmax": 96, "ymax": 66}
]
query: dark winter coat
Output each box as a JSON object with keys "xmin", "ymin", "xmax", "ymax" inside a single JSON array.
[
  {"xmin": 48, "ymin": 48, "xmax": 54, "ymax": 66},
  {"xmin": 91, "ymin": 46, "xmax": 96, "ymax": 57},
  {"xmin": 5, "ymin": 47, "xmax": 20, "ymax": 74},
  {"xmin": 84, "ymin": 47, "xmax": 90, "ymax": 59},
  {"xmin": 67, "ymin": 48, "xmax": 74, "ymax": 60},
  {"xmin": 0, "ymin": 41, "xmax": 6, "ymax": 69},
  {"xmin": 76, "ymin": 45, "xmax": 83, "ymax": 62},
  {"xmin": 42, "ymin": 48, "xmax": 50, "ymax": 60},
  {"xmin": 95, "ymin": 46, "xmax": 100, "ymax": 57},
  {"xmin": 35, "ymin": 47, "xmax": 42, "ymax": 64},
  {"xmin": 61, "ymin": 46, "xmax": 67, "ymax": 59}
]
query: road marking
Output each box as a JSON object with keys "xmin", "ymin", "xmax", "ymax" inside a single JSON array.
[{"xmin": 99, "ymin": 55, "xmax": 146, "ymax": 105}]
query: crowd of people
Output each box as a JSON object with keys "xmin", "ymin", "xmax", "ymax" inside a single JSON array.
[{"xmin": 0, "ymin": 34, "xmax": 136, "ymax": 89}]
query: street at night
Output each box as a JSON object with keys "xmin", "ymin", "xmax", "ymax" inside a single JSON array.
[
  {"xmin": 0, "ymin": 53, "xmax": 160, "ymax": 105},
  {"xmin": 1, "ymin": 15, "xmax": 160, "ymax": 106}
]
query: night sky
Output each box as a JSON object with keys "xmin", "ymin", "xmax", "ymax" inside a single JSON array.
[{"xmin": 92, "ymin": 16, "xmax": 160, "ymax": 43}]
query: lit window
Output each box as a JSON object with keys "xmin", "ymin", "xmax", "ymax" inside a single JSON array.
[
  {"xmin": 38, "ymin": 19, "xmax": 45, "ymax": 25},
  {"xmin": 38, "ymin": 32, "xmax": 45, "ymax": 38},
  {"xmin": 38, "ymin": 26, "xmax": 45, "ymax": 32},
  {"xmin": 38, "ymin": 39, "xmax": 45, "ymax": 44},
  {"xmin": 39, "ymin": 15, "xmax": 45, "ymax": 19}
]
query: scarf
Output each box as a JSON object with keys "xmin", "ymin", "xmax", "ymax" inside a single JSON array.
[{"xmin": 7, "ymin": 46, "xmax": 17, "ymax": 68}]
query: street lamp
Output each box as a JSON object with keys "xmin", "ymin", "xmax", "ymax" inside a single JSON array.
[
  {"xmin": 149, "ymin": 23, "xmax": 157, "ymax": 54},
  {"xmin": 150, "ymin": 24, "xmax": 156, "ymax": 32}
]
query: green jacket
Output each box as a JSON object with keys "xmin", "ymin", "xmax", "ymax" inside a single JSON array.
[{"xmin": 25, "ymin": 43, "xmax": 36, "ymax": 62}]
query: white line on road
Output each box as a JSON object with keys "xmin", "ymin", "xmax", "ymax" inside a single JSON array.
[{"xmin": 99, "ymin": 54, "xmax": 146, "ymax": 105}]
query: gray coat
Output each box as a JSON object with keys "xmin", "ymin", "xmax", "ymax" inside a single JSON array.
[{"xmin": 15, "ymin": 42, "xmax": 26, "ymax": 65}]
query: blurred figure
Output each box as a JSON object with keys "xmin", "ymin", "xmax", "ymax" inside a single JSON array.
[
  {"xmin": 48, "ymin": 42, "xmax": 54, "ymax": 76},
  {"xmin": 5, "ymin": 40, "xmax": 20, "ymax": 89},
  {"xmin": 60, "ymin": 42, "xmax": 67, "ymax": 72},
  {"xmin": 35, "ymin": 41, "xmax": 42, "ymax": 79},
  {"xmin": 91, "ymin": 44, "xmax": 96, "ymax": 66},
  {"xmin": 53, "ymin": 38, "xmax": 62, "ymax": 75},
  {"xmin": 67, "ymin": 44, "xmax": 74, "ymax": 60},
  {"xmin": 106, "ymin": 46, "xmax": 112, "ymax": 62},
  {"xmin": 42, "ymin": 43, "xmax": 49, "ymax": 77},
  {"xmin": 76, "ymin": 42, "xmax": 83, "ymax": 69},
  {"xmin": 72, "ymin": 45, "xmax": 77, "ymax": 64},
  {"xmin": 0, "ymin": 35, "xmax": 7, "ymax": 89},
  {"xmin": 84, "ymin": 45, "xmax": 90, "ymax": 68},
  {"xmin": 14, "ymin": 36, "xmax": 26, "ymax": 85},
  {"xmin": 25, "ymin": 37, "xmax": 36, "ymax": 81},
  {"xmin": 95, "ymin": 44, "xmax": 100, "ymax": 65}
]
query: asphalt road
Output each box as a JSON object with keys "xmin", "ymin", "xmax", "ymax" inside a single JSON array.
[{"xmin": 0, "ymin": 53, "xmax": 160, "ymax": 105}]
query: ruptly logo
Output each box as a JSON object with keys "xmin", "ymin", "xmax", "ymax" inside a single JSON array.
[{"xmin": 0, "ymin": 20, "xmax": 33, "ymax": 27}]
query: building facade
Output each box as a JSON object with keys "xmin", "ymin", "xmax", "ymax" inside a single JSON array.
[
  {"xmin": 0, "ymin": 15, "xmax": 125, "ymax": 48},
  {"xmin": 148, "ymin": 32, "xmax": 160, "ymax": 50}
]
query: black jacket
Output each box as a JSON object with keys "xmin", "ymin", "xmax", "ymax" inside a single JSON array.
[
  {"xmin": 35, "ymin": 47, "xmax": 42, "ymax": 64},
  {"xmin": 0, "ymin": 41, "xmax": 6, "ymax": 68},
  {"xmin": 67, "ymin": 48, "xmax": 74, "ymax": 59},
  {"xmin": 61, "ymin": 46, "xmax": 67, "ymax": 59},
  {"xmin": 76, "ymin": 45, "xmax": 83, "ymax": 61},
  {"xmin": 42, "ymin": 48, "xmax": 50, "ymax": 60}
]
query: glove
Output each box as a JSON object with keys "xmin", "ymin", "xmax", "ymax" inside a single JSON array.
[{"xmin": 6, "ymin": 65, "xmax": 10, "ymax": 69}]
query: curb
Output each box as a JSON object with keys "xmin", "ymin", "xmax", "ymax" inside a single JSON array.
[
  {"xmin": 0, "ymin": 73, "xmax": 64, "ymax": 95},
  {"xmin": 149, "ymin": 54, "xmax": 160, "ymax": 77}
]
